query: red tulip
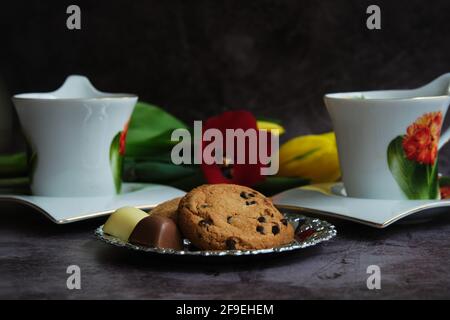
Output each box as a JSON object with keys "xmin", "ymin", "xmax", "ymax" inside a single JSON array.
[{"xmin": 201, "ymin": 110, "xmax": 269, "ymax": 186}]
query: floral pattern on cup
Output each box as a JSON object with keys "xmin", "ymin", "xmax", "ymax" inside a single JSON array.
[
  {"xmin": 387, "ymin": 112, "xmax": 443, "ymax": 200},
  {"xmin": 439, "ymin": 176, "xmax": 450, "ymax": 199},
  {"xmin": 119, "ymin": 121, "xmax": 129, "ymax": 157},
  {"xmin": 110, "ymin": 122, "xmax": 129, "ymax": 194},
  {"xmin": 402, "ymin": 112, "xmax": 442, "ymax": 165}
]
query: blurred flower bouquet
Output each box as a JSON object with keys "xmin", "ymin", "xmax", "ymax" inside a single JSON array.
[{"xmin": 0, "ymin": 101, "xmax": 343, "ymax": 195}]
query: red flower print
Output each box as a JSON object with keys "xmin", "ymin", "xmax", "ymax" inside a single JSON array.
[
  {"xmin": 201, "ymin": 110, "xmax": 269, "ymax": 186},
  {"xmin": 402, "ymin": 112, "xmax": 442, "ymax": 165},
  {"xmin": 119, "ymin": 121, "xmax": 129, "ymax": 156}
]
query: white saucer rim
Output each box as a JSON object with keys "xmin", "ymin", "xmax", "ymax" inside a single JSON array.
[
  {"xmin": 0, "ymin": 182, "xmax": 185, "ymax": 224},
  {"xmin": 0, "ymin": 196, "xmax": 158, "ymax": 224},
  {"xmin": 273, "ymin": 182, "xmax": 450, "ymax": 228},
  {"xmin": 329, "ymin": 182, "xmax": 445, "ymax": 201},
  {"xmin": 277, "ymin": 201, "xmax": 450, "ymax": 228}
]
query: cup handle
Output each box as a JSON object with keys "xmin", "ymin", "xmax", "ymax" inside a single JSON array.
[
  {"xmin": 439, "ymin": 126, "xmax": 450, "ymax": 150},
  {"xmin": 439, "ymin": 76, "xmax": 450, "ymax": 149}
]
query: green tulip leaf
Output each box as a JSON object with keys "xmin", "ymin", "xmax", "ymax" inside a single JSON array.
[
  {"xmin": 254, "ymin": 176, "xmax": 310, "ymax": 196},
  {"xmin": 126, "ymin": 102, "xmax": 188, "ymax": 157},
  {"xmin": 166, "ymin": 173, "xmax": 207, "ymax": 191},
  {"xmin": 128, "ymin": 152, "xmax": 176, "ymax": 164},
  {"xmin": 439, "ymin": 176, "xmax": 450, "ymax": 187},
  {"xmin": 126, "ymin": 129, "xmax": 188, "ymax": 157},
  {"xmin": 0, "ymin": 152, "xmax": 28, "ymax": 178},
  {"xmin": 0, "ymin": 176, "xmax": 29, "ymax": 188},
  {"xmin": 123, "ymin": 158, "xmax": 200, "ymax": 183},
  {"xmin": 0, "ymin": 176, "xmax": 30, "ymax": 195},
  {"xmin": 387, "ymin": 136, "xmax": 439, "ymax": 199},
  {"xmin": 110, "ymin": 132, "xmax": 123, "ymax": 194}
]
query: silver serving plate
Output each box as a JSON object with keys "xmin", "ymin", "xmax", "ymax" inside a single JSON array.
[{"xmin": 94, "ymin": 212, "xmax": 336, "ymax": 257}]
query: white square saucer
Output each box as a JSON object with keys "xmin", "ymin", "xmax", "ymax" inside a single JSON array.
[
  {"xmin": 0, "ymin": 183, "xmax": 186, "ymax": 224},
  {"xmin": 272, "ymin": 182, "xmax": 450, "ymax": 228},
  {"xmin": 3, "ymin": 182, "xmax": 448, "ymax": 228}
]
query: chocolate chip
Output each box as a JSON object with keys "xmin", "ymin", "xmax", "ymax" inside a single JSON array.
[
  {"xmin": 272, "ymin": 225, "xmax": 280, "ymax": 235},
  {"xmin": 198, "ymin": 219, "xmax": 213, "ymax": 227},
  {"xmin": 227, "ymin": 216, "xmax": 232, "ymax": 224},
  {"xmin": 280, "ymin": 219, "xmax": 288, "ymax": 226},
  {"xmin": 200, "ymin": 204, "xmax": 211, "ymax": 208},
  {"xmin": 245, "ymin": 200, "xmax": 257, "ymax": 205},
  {"xmin": 249, "ymin": 193, "xmax": 256, "ymax": 197},
  {"xmin": 257, "ymin": 216, "xmax": 266, "ymax": 223},
  {"xmin": 240, "ymin": 191, "xmax": 249, "ymax": 199},
  {"xmin": 256, "ymin": 226, "xmax": 265, "ymax": 234},
  {"xmin": 225, "ymin": 238, "xmax": 236, "ymax": 250}
]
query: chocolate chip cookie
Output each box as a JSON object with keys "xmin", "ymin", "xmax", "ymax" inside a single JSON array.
[
  {"xmin": 178, "ymin": 184, "xmax": 294, "ymax": 250},
  {"xmin": 150, "ymin": 197, "xmax": 181, "ymax": 222}
]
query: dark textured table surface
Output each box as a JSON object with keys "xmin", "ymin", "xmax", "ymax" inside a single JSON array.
[
  {"xmin": 1, "ymin": 202, "xmax": 450, "ymax": 299},
  {"xmin": 1, "ymin": 0, "xmax": 450, "ymax": 300}
]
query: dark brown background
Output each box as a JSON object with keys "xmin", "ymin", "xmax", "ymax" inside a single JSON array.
[{"xmin": 1, "ymin": 0, "xmax": 449, "ymax": 143}]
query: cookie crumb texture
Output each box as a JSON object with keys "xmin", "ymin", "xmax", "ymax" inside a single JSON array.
[
  {"xmin": 178, "ymin": 184, "xmax": 295, "ymax": 250},
  {"xmin": 150, "ymin": 197, "xmax": 182, "ymax": 222}
]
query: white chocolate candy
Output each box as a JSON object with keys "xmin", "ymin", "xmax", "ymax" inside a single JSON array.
[{"xmin": 103, "ymin": 206, "xmax": 148, "ymax": 241}]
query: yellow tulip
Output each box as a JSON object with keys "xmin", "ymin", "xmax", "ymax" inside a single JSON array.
[
  {"xmin": 257, "ymin": 120, "xmax": 285, "ymax": 135},
  {"xmin": 278, "ymin": 132, "xmax": 340, "ymax": 183}
]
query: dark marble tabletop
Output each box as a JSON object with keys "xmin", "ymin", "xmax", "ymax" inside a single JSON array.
[
  {"xmin": 1, "ymin": 0, "xmax": 450, "ymax": 301},
  {"xmin": 1, "ymin": 201, "xmax": 450, "ymax": 300}
]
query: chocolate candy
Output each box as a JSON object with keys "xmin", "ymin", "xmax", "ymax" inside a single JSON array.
[
  {"xmin": 129, "ymin": 215, "xmax": 183, "ymax": 250},
  {"xmin": 103, "ymin": 206, "xmax": 148, "ymax": 241},
  {"xmin": 103, "ymin": 206, "xmax": 183, "ymax": 250}
]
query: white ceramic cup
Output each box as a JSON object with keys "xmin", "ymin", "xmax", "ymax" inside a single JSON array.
[
  {"xmin": 325, "ymin": 73, "xmax": 450, "ymax": 200},
  {"xmin": 12, "ymin": 75, "xmax": 137, "ymax": 197}
]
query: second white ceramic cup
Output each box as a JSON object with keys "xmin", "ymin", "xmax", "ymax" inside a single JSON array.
[{"xmin": 325, "ymin": 73, "xmax": 450, "ymax": 200}]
